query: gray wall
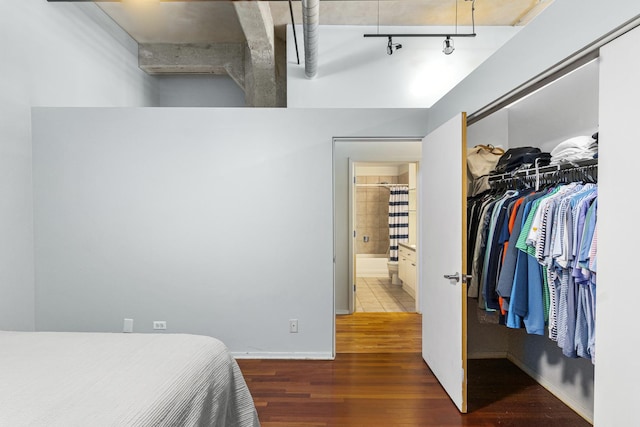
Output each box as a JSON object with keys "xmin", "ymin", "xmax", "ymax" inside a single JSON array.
[
  {"xmin": 0, "ymin": 1, "xmax": 156, "ymax": 330},
  {"xmin": 153, "ymin": 75, "xmax": 246, "ymax": 107},
  {"xmin": 32, "ymin": 107, "xmax": 428, "ymax": 357}
]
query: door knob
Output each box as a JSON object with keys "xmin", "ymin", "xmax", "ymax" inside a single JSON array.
[
  {"xmin": 444, "ymin": 272, "xmax": 460, "ymax": 282},
  {"xmin": 443, "ymin": 273, "xmax": 472, "ymax": 283}
]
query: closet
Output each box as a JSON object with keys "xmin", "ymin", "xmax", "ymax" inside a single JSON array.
[
  {"xmin": 420, "ymin": 23, "xmax": 640, "ymax": 426},
  {"xmin": 465, "ymin": 58, "xmax": 599, "ymax": 421}
]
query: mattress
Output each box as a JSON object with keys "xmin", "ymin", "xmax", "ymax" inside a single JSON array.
[{"xmin": 0, "ymin": 331, "xmax": 260, "ymax": 427}]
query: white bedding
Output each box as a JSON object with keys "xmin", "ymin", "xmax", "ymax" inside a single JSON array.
[{"xmin": 0, "ymin": 332, "xmax": 260, "ymax": 427}]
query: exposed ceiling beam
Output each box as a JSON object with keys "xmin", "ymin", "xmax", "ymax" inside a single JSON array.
[
  {"xmin": 234, "ymin": 1, "xmax": 278, "ymax": 107},
  {"xmin": 139, "ymin": 43, "xmax": 245, "ymax": 89}
]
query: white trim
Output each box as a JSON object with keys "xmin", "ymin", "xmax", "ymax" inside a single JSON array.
[
  {"xmin": 335, "ymin": 309, "xmax": 350, "ymax": 315},
  {"xmin": 467, "ymin": 351, "xmax": 508, "ymax": 359},
  {"xmin": 232, "ymin": 352, "xmax": 334, "ymax": 360},
  {"xmin": 348, "ymin": 158, "xmax": 356, "ymax": 315}
]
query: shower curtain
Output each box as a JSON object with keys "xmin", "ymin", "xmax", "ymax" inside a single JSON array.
[{"xmin": 388, "ymin": 186, "xmax": 409, "ymax": 262}]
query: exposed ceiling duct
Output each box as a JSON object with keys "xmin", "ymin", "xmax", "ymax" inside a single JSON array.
[{"xmin": 301, "ymin": 0, "xmax": 319, "ymax": 79}]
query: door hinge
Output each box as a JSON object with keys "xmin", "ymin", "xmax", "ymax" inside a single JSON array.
[
  {"xmin": 353, "ymin": 230, "xmax": 356, "ymax": 238},
  {"xmin": 354, "ymin": 284, "xmax": 357, "ymax": 292}
]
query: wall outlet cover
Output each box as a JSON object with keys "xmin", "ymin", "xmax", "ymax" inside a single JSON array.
[
  {"xmin": 123, "ymin": 318, "xmax": 133, "ymax": 333},
  {"xmin": 153, "ymin": 320, "xmax": 167, "ymax": 330}
]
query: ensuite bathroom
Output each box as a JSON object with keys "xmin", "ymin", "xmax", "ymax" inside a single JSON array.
[{"xmin": 354, "ymin": 162, "xmax": 418, "ymax": 312}]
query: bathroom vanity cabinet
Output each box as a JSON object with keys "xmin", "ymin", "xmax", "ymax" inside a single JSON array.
[{"xmin": 398, "ymin": 242, "xmax": 416, "ymax": 298}]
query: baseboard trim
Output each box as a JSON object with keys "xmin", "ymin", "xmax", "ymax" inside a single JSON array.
[
  {"xmin": 336, "ymin": 309, "xmax": 350, "ymax": 315},
  {"xmin": 232, "ymin": 351, "xmax": 334, "ymax": 360},
  {"xmin": 506, "ymin": 354, "xmax": 593, "ymax": 424},
  {"xmin": 468, "ymin": 351, "xmax": 508, "ymax": 359}
]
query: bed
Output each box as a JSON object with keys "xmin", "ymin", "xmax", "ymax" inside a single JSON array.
[{"xmin": 0, "ymin": 331, "xmax": 260, "ymax": 426}]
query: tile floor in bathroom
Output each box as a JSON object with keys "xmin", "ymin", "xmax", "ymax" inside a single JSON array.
[{"xmin": 355, "ymin": 276, "xmax": 416, "ymax": 312}]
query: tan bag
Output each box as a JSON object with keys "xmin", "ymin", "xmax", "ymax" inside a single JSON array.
[
  {"xmin": 467, "ymin": 145, "xmax": 504, "ymax": 196},
  {"xmin": 467, "ymin": 145, "xmax": 504, "ymax": 178}
]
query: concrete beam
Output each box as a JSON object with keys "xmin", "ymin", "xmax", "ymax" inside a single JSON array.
[
  {"xmin": 137, "ymin": 3, "xmax": 282, "ymax": 107},
  {"xmin": 138, "ymin": 43, "xmax": 246, "ymax": 90},
  {"xmin": 234, "ymin": 1, "xmax": 278, "ymax": 107}
]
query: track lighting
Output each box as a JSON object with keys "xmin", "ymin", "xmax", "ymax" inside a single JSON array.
[
  {"xmin": 365, "ymin": 0, "xmax": 477, "ymax": 56},
  {"xmin": 386, "ymin": 36, "xmax": 402, "ymax": 55},
  {"xmin": 442, "ymin": 36, "xmax": 455, "ymax": 55}
]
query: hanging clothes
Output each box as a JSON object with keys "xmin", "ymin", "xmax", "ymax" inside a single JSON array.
[{"xmin": 467, "ymin": 168, "xmax": 598, "ymax": 364}]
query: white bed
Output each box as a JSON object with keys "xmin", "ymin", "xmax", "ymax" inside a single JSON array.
[{"xmin": 0, "ymin": 331, "xmax": 260, "ymax": 426}]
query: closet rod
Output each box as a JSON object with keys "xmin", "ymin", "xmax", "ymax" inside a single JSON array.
[{"xmin": 487, "ymin": 158, "xmax": 598, "ymax": 182}]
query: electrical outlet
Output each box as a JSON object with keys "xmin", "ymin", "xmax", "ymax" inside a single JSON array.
[
  {"xmin": 123, "ymin": 318, "xmax": 133, "ymax": 333},
  {"xmin": 153, "ymin": 320, "xmax": 167, "ymax": 330},
  {"xmin": 289, "ymin": 319, "xmax": 298, "ymax": 333}
]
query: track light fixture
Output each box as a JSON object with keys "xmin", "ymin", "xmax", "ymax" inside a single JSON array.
[
  {"xmin": 442, "ymin": 36, "xmax": 455, "ymax": 55},
  {"xmin": 365, "ymin": 0, "xmax": 477, "ymax": 56},
  {"xmin": 386, "ymin": 36, "xmax": 402, "ymax": 55}
]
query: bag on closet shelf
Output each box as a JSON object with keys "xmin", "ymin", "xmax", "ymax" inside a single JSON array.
[
  {"xmin": 467, "ymin": 145, "xmax": 505, "ymax": 178},
  {"xmin": 467, "ymin": 145, "xmax": 505, "ymax": 196},
  {"xmin": 493, "ymin": 146, "xmax": 551, "ymax": 174}
]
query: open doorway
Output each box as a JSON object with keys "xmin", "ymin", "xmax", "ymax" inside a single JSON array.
[
  {"xmin": 353, "ymin": 162, "xmax": 418, "ymax": 313},
  {"xmin": 332, "ymin": 137, "xmax": 421, "ymax": 317},
  {"xmin": 333, "ymin": 137, "xmax": 422, "ymax": 357}
]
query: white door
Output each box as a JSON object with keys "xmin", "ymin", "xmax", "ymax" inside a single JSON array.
[{"xmin": 420, "ymin": 113, "xmax": 468, "ymax": 412}]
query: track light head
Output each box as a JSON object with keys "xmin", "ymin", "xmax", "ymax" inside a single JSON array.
[
  {"xmin": 387, "ymin": 36, "xmax": 402, "ymax": 55},
  {"xmin": 443, "ymin": 36, "xmax": 455, "ymax": 55}
]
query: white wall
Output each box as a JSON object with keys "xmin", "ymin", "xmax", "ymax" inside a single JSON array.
[
  {"xmin": 507, "ymin": 60, "xmax": 600, "ymax": 153},
  {"xmin": 0, "ymin": 1, "xmax": 156, "ymax": 330},
  {"xmin": 32, "ymin": 107, "xmax": 428, "ymax": 357},
  {"xmin": 596, "ymin": 24, "xmax": 640, "ymax": 427},
  {"xmin": 467, "ymin": 108, "xmax": 509, "ymax": 150},
  {"xmin": 507, "ymin": 331, "xmax": 595, "ymax": 420},
  {"xmin": 287, "ymin": 25, "xmax": 520, "ymax": 108}
]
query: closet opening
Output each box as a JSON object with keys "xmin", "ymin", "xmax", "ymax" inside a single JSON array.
[{"xmin": 465, "ymin": 57, "xmax": 599, "ymax": 423}]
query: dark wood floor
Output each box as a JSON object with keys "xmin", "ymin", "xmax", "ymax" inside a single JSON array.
[
  {"xmin": 336, "ymin": 312, "xmax": 421, "ymax": 353},
  {"xmin": 237, "ymin": 313, "xmax": 591, "ymax": 427}
]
